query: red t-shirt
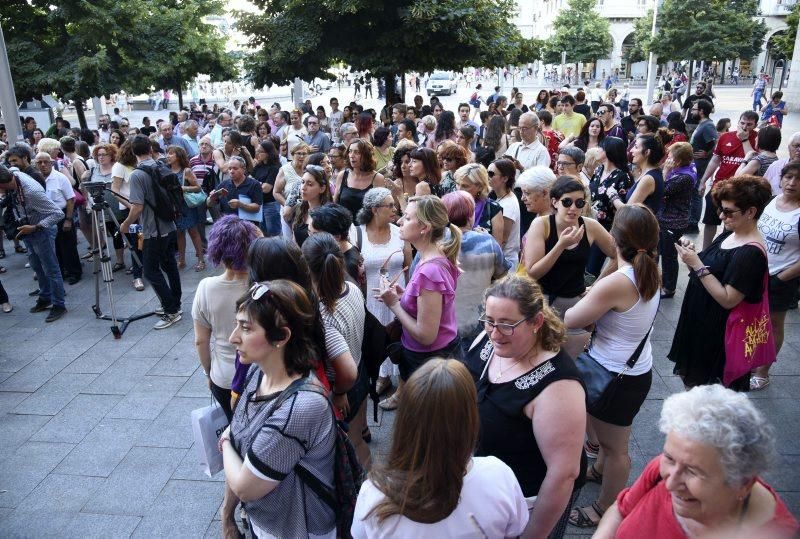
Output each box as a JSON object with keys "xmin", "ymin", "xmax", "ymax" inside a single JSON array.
[
  {"xmin": 616, "ymin": 455, "xmax": 799, "ymax": 538},
  {"xmin": 712, "ymin": 131, "xmax": 757, "ymax": 184}
]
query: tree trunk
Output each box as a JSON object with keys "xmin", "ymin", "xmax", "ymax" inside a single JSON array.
[
  {"xmin": 177, "ymin": 80, "xmax": 184, "ymax": 110},
  {"xmin": 75, "ymin": 98, "xmax": 88, "ymax": 129},
  {"xmin": 384, "ymin": 72, "xmax": 401, "ymax": 108}
]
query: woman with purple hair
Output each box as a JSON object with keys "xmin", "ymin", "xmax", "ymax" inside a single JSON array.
[{"xmin": 192, "ymin": 215, "xmax": 262, "ymax": 420}]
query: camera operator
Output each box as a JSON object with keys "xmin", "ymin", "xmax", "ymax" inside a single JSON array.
[
  {"xmin": 0, "ymin": 164, "xmax": 67, "ymax": 322},
  {"xmin": 34, "ymin": 152, "xmax": 82, "ymax": 284},
  {"xmin": 119, "ymin": 135, "xmax": 182, "ymax": 330}
]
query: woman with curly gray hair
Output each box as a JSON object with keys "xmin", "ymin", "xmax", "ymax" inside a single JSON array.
[
  {"xmin": 594, "ymin": 384, "xmax": 798, "ymax": 538},
  {"xmin": 354, "ymin": 187, "xmax": 411, "ymax": 401}
]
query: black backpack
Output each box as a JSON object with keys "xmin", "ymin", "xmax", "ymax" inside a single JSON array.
[
  {"xmin": 136, "ymin": 161, "xmax": 183, "ymax": 227},
  {"xmin": 201, "ymin": 165, "xmax": 220, "ymax": 195}
]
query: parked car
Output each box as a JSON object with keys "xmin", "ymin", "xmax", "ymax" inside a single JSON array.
[{"xmin": 426, "ymin": 71, "xmax": 457, "ymax": 96}]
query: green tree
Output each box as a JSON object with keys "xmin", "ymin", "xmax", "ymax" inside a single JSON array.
[
  {"xmin": 770, "ymin": 1, "xmax": 799, "ymax": 60},
  {"xmin": 2, "ymin": 0, "xmax": 233, "ymax": 127},
  {"xmin": 645, "ymin": 0, "xmax": 766, "ymax": 63},
  {"xmin": 236, "ymin": 0, "xmax": 535, "ymax": 105},
  {"xmin": 130, "ymin": 0, "xmax": 237, "ymax": 109},
  {"xmin": 542, "ymin": 0, "xmax": 612, "ymax": 71}
]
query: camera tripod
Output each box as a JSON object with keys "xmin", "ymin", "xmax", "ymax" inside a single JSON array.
[{"xmin": 86, "ymin": 185, "xmax": 154, "ymax": 338}]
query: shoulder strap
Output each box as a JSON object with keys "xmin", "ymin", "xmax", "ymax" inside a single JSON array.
[
  {"xmin": 624, "ymin": 298, "xmax": 660, "ymax": 370},
  {"xmin": 355, "ymin": 224, "xmax": 363, "ymax": 251}
]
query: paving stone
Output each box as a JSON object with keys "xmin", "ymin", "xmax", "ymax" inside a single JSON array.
[
  {"xmin": 146, "ymin": 348, "xmax": 201, "ymax": 377},
  {"xmin": 0, "ymin": 354, "xmax": 77, "ymax": 393},
  {"xmin": 64, "ymin": 513, "xmax": 141, "ymax": 538},
  {"xmin": 752, "ymin": 399, "xmax": 800, "ymax": 455},
  {"xmin": 105, "ymin": 375, "xmax": 187, "ymax": 420},
  {"xmin": 63, "ymin": 340, "xmax": 139, "ymax": 374},
  {"xmin": 0, "ymin": 413, "xmax": 52, "ymax": 459},
  {"xmin": 82, "ymin": 356, "xmax": 161, "ymax": 396},
  {"xmin": 12, "ymin": 373, "xmax": 98, "ymax": 416},
  {"xmin": 30, "ymin": 394, "xmax": 122, "ymax": 444},
  {"xmin": 762, "ymin": 455, "xmax": 800, "ymax": 492},
  {"xmin": 131, "ymin": 479, "xmax": 223, "ymax": 538},
  {"xmin": 55, "ymin": 418, "xmax": 150, "ymax": 478},
  {"xmin": 14, "ymin": 474, "xmax": 104, "ymax": 514},
  {"xmin": 0, "ymin": 441, "xmax": 75, "ymax": 509},
  {"xmin": 0, "ymin": 392, "xmax": 29, "ymax": 415},
  {"xmin": 136, "ymin": 396, "xmax": 207, "ymax": 449},
  {"xmin": 176, "ymin": 368, "xmax": 213, "ymax": 398},
  {"xmin": 630, "ymin": 399, "xmax": 666, "ymax": 457},
  {"xmin": 83, "ymin": 446, "xmax": 187, "ymax": 516},
  {"xmin": 171, "ymin": 442, "xmax": 225, "ymax": 482},
  {"xmin": 0, "ymin": 509, "xmax": 75, "ymax": 538}
]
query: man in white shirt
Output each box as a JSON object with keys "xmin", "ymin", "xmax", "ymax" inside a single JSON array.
[
  {"xmin": 210, "ymin": 112, "xmax": 232, "ymax": 148},
  {"xmin": 328, "ymin": 98, "xmax": 344, "ymax": 143},
  {"xmin": 34, "ymin": 152, "xmax": 81, "ymax": 284},
  {"xmin": 504, "ymin": 112, "xmax": 551, "ymax": 171},
  {"xmin": 764, "ymin": 131, "xmax": 800, "ymax": 195}
]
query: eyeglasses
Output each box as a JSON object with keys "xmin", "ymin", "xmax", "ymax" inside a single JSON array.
[
  {"xmin": 718, "ymin": 207, "xmax": 743, "ymax": 218},
  {"xmin": 96, "ymin": 153, "xmax": 108, "ymax": 157},
  {"xmin": 560, "ymin": 197, "xmax": 586, "ymax": 209},
  {"xmin": 479, "ymin": 316, "xmax": 532, "ymax": 336},
  {"xmin": 556, "ymin": 161, "xmax": 576, "ymax": 168}
]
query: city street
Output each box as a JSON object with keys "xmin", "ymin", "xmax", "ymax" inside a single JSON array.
[{"xmin": 0, "ymin": 85, "xmax": 798, "ymax": 537}]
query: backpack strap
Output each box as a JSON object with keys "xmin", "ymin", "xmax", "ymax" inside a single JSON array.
[{"xmin": 136, "ymin": 163, "xmax": 162, "ymax": 237}]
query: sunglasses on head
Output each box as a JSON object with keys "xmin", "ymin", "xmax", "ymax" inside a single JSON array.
[
  {"xmin": 250, "ymin": 281, "xmax": 272, "ymax": 301},
  {"xmin": 560, "ymin": 197, "xmax": 586, "ymax": 209}
]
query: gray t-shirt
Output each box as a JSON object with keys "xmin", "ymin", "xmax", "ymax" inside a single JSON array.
[
  {"xmin": 128, "ymin": 158, "xmax": 177, "ymax": 238},
  {"xmin": 690, "ymin": 120, "xmax": 718, "ymax": 179}
]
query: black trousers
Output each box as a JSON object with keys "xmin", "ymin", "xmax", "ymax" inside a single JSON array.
[
  {"xmin": 142, "ymin": 232, "xmax": 182, "ymax": 314},
  {"xmin": 55, "ymin": 217, "xmax": 82, "ymax": 278}
]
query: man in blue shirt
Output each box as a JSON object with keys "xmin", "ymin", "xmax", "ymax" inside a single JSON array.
[
  {"xmin": 159, "ymin": 122, "xmax": 193, "ymax": 156},
  {"xmin": 207, "ymin": 157, "xmax": 263, "ymax": 226},
  {"xmin": 303, "ymin": 116, "xmax": 331, "ymax": 153}
]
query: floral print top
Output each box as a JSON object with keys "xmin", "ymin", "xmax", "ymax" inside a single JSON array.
[{"xmin": 589, "ymin": 165, "xmax": 634, "ymax": 230}]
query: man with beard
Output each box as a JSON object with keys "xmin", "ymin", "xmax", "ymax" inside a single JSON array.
[
  {"xmin": 686, "ymin": 99, "xmax": 717, "ymax": 233},
  {"xmin": 682, "ymin": 81, "xmax": 714, "ymax": 136}
]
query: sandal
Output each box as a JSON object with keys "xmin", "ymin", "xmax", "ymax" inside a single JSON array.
[
  {"xmin": 112, "ymin": 262, "xmax": 126, "ymax": 272},
  {"xmin": 177, "ymin": 260, "xmax": 186, "ymax": 269},
  {"xmin": 586, "ymin": 463, "xmax": 603, "ymax": 484},
  {"xmin": 378, "ymin": 393, "xmax": 400, "ymax": 411},
  {"xmin": 362, "ymin": 427, "xmax": 372, "ymax": 443},
  {"xmin": 568, "ymin": 502, "xmax": 605, "ymax": 528},
  {"xmin": 194, "ymin": 260, "xmax": 206, "ymax": 272},
  {"xmin": 750, "ymin": 375, "xmax": 770, "ymax": 391},
  {"xmin": 15, "ymin": 245, "xmax": 27, "ymax": 254}
]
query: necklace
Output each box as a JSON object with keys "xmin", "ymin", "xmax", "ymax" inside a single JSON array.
[{"xmin": 493, "ymin": 355, "xmax": 524, "ymax": 383}]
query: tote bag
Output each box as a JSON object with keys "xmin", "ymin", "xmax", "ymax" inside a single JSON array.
[
  {"xmin": 723, "ymin": 244, "xmax": 776, "ymax": 386},
  {"xmin": 191, "ymin": 402, "xmax": 228, "ymax": 477}
]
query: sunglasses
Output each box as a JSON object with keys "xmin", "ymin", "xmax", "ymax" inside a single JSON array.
[
  {"xmin": 718, "ymin": 207, "xmax": 743, "ymax": 217},
  {"xmin": 250, "ymin": 281, "xmax": 272, "ymax": 301},
  {"xmin": 560, "ymin": 197, "xmax": 586, "ymax": 209},
  {"xmin": 487, "ymin": 170, "xmax": 496, "ymax": 177}
]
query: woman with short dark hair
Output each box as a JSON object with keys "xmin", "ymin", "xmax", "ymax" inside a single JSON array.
[
  {"xmin": 669, "ymin": 176, "xmax": 774, "ymax": 390},
  {"xmin": 736, "ymin": 125, "xmax": 781, "ymax": 177},
  {"xmin": 334, "ymin": 138, "xmax": 385, "ymax": 219},
  {"xmin": 220, "ymin": 279, "xmax": 337, "ymax": 539}
]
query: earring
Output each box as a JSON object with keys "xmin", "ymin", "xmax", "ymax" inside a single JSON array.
[{"xmin": 276, "ymin": 344, "xmax": 280, "ymax": 349}]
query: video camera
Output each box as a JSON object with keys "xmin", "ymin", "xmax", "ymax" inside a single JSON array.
[{"xmin": 81, "ymin": 180, "xmax": 109, "ymax": 198}]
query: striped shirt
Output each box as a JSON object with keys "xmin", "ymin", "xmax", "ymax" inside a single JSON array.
[{"xmin": 8, "ymin": 170, "xmax": 64, "ymax": 229}]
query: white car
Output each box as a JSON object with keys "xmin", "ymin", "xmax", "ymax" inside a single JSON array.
[{"xmin": 426, "ymin": 72, "xmax": 457, "ymax": 96}]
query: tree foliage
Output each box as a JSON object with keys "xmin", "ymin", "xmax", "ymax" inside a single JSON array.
[
  {"xmin": 770, "ymin": 1, "xmax": 799, "ymax": 60},
  {"xmin": 542, "ymin": 0, "xmax": 612, "ymax": 65},
  {"xmin": 1, "ymin": 0, "xmax": 233, "ymax": 115},
  {"xmin": 635, "ymin": 0, "xmax": 767, "ymax": 62},
  {"xmin": 236, "ymin": 0, "xmax": 537, "ymax": 90}
]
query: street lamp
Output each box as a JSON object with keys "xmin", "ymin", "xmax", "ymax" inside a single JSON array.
[{"xmin": 0, "ymin": 22, "xmax": 23, "ymax": 143}]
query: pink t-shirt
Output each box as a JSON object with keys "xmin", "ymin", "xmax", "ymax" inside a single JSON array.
[{"xmin": 400, "ymin": 257, "xmax": 459, "ymax": 352}]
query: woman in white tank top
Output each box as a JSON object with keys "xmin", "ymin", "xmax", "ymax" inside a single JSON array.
[{"xmin": 563, "ymin": 204, "xmax": 661, "ymax": 529}]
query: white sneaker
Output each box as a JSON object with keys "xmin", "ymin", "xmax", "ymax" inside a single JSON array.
[
  {"xmin": 153, "ymin": 312, "xmax": 181, "ymax": 329},
  {"xmin": 155, "ymin": 306, "xmax": 183, "ymax": 316},
  {"xmin": 133, "ymin": 278, "xmax": 145, "ymax": 291}
]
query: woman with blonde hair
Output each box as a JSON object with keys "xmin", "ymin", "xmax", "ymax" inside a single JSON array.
[
  {"xmin": 377, "ymin": 195, "xmax": 462, "ymax": 410},
  {"xmin": 455, "ymin": 163, "xmax": 505, "ymax": 246},
  {"xmin": 352, "ymin": 359, "xmax": 528, "ymax": 537},
  {"xmin": 464, "ymin": 274, "xmax": 587, "ymax": 538}
]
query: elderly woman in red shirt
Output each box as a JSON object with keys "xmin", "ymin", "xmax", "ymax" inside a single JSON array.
[{"xmin": 594, "ymin": 384, "xmax": 799, "ymax": 538}]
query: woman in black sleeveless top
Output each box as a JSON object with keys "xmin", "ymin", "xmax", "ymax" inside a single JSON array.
[
  {"xmin": 521, "ymin": 176, "xmax": 617, "ymax": 358},
  {"xmin": 333, "ymin": 138, "xmax": 384, "ymax": 219},
  {"xmin": 464, "ymin": 275, "xmax": 587, "ymax": 539}
]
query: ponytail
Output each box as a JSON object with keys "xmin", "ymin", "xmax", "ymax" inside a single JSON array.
[
  {"xmin": 441, "ymin": 223, "xmax": 462, "ymax": 268},
  {"xmin": 301, "ymin": 232, "xmax": 345, "ymax": 313},
  {"xmin": 539, "ymin": 302, "xmax": 566, "ymax": 352},
  {"xmin": 630, "ymin": 248, "xmax": 660, "ymax": 300},
  {"xmin": 611, "ymin": 204, "xmax": 661, "ymax": 301}
]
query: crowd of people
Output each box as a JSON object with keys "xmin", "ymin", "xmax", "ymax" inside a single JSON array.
[{"xmin": 0, "ymin": 79, "xmax": 798, "ymax": 538}]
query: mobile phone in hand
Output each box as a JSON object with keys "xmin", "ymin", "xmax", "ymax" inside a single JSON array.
[{"xmin": 666, "ymin": 229, "xmax": 682, "ymax": 245}]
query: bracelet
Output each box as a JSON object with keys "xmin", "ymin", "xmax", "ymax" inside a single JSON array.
[
  {"xmin": 218, "ymin": 435, "xmax": 230, "ymax": 453},
  {"xmin": 694, "ymin": 265, "xmax": 711, "ymax": 278}
]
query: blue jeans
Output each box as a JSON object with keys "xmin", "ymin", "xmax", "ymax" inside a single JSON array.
[
  {"xmin": 261, "ymin": 201, "xmax": 281, "ymax": 237},
  {"xmin": 24, "ymin": 226, "xmax": 65, "ymax": 308},
  {"xmin": 753, "ymin": 90, "xmax": 764, "ymax": 111},
  {"xmin": 142, "ymin": 232, "xmax": 181, "ymax": 314}
]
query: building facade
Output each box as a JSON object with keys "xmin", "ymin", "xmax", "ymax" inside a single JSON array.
[{"xmin": 526, "ymin": 0, "xmax": 795, "ymax": 81}]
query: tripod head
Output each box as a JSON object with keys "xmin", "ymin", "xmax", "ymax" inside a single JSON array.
[{"xmin": 83, "ymin": 181, "xmax": 110, "ymax": 208}]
